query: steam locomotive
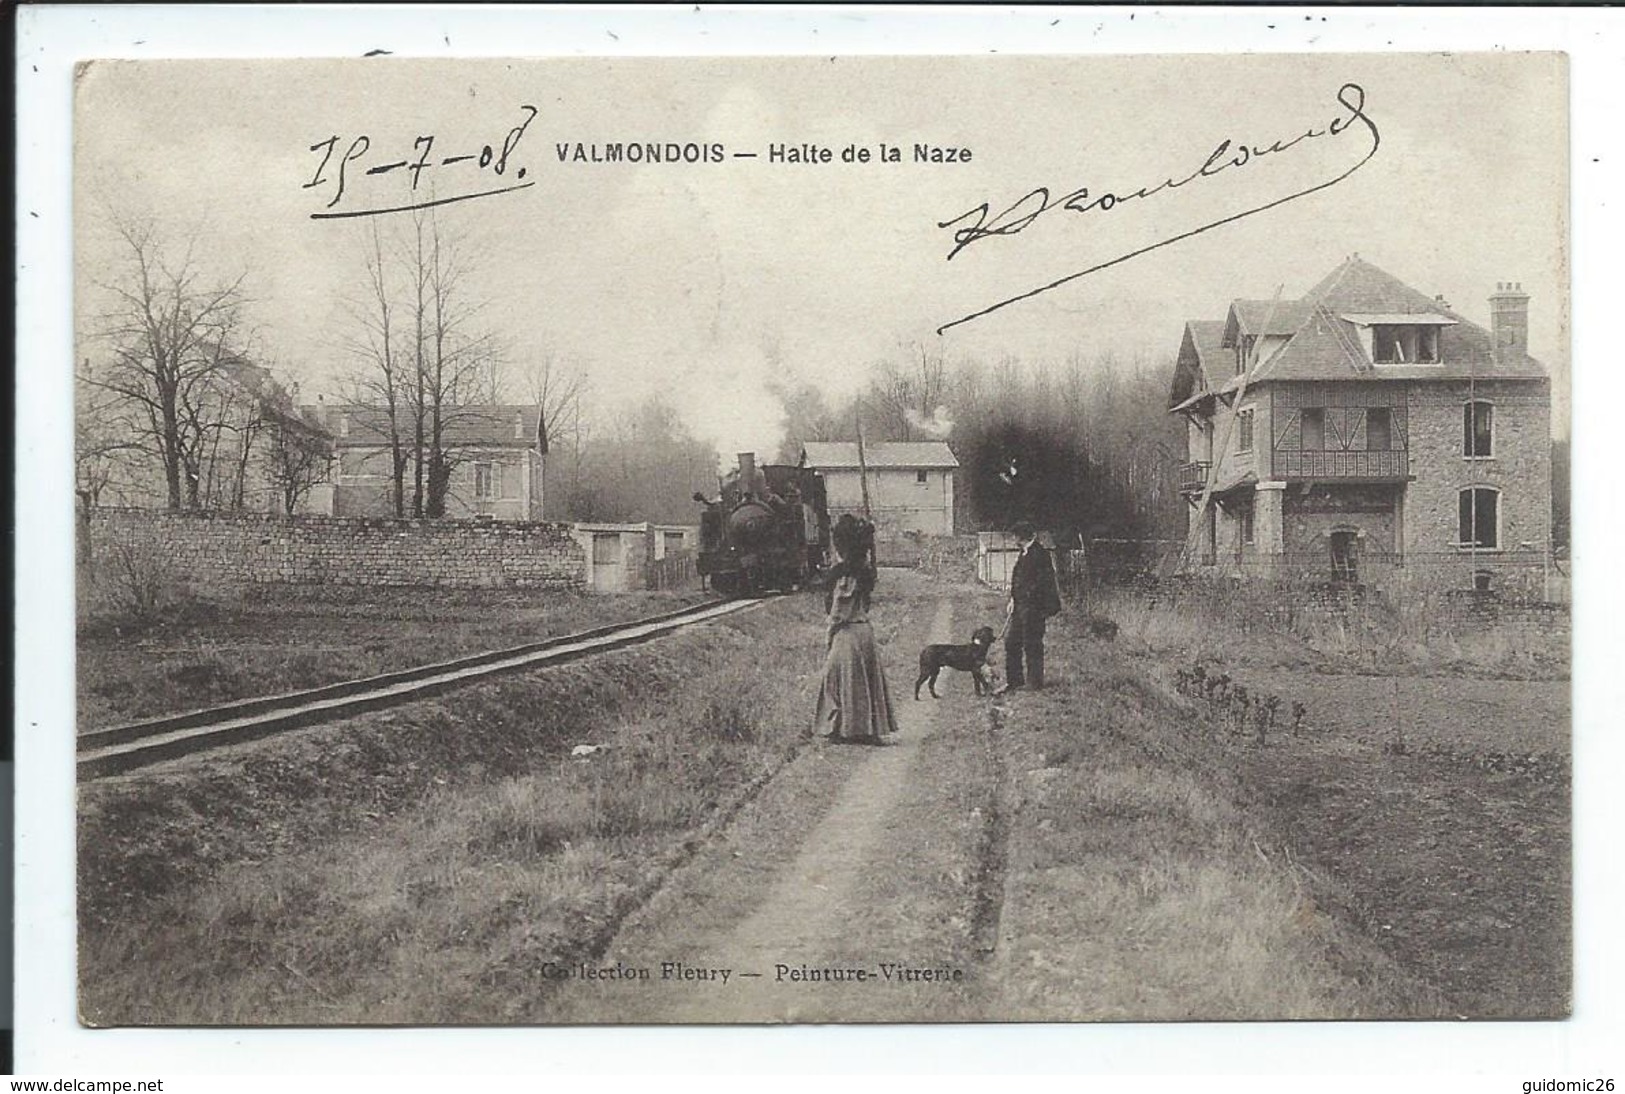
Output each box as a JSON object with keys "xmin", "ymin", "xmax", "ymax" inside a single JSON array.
[{"xmin": 693, "ymin": 452, "xmax": 831, "ymax": 595}]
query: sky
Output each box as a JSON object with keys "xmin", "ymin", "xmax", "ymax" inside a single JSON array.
[{"xmin": 73, "ymin": 52, "xmax": 1569, "ymax": 460}]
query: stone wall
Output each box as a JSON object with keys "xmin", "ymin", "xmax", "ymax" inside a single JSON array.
[
  {"xmin": 1251, "ymin": 576, "xmax": 1570, "ymax": 643},
  {"xmin": 84, "ymin": 507, "xmax": 586, "ymax": 590},
  {"xmin": 1435, "ymin": 590, "xmax": 1570, "ymax": 637},
  {"xmin": 1282, "ymin": 484, "xmax": 1402, "ymax": 559}
]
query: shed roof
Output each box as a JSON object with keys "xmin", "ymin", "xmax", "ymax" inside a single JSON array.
[{"xmin": 801, "ymin": 441, "xmax": 960, "ymax": 469}]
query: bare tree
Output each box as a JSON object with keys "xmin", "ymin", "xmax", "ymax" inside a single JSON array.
[
  {"xmin": 340, "ymin": 210, "xmax": 506, "ymax": 519},
  {"xmin": 90, "ymin": 215, "xmax": 250, "ymax": 510},
  {"xmin": 185, "ymin": 363, "xmax": 269, "ymax": 510},
  {"xmin": 512, "ymin": 349, "xmax": 587, "ymax": 518},
  {"xmin": 406, "ymin": 214, "xmax": 432, "ymax": 517},
  {"xmin": 517, "ymin": 349, "xmax": 586, "ymax": 456},
  {"xmin": 576, "ymin": 392, "xmax": 718, "ymax": 524},
  {"xmin": 264, "ymin": 407, "xmax": 334, "ymax": 516},
  {"xmin": 772, "ymin": 378, "xmax": 843, "ymax": 462},
  {"xmin": 912, "ymin": 342, "xmax": 948, "ymax": 422},
  {"xmin": 867, "ymin": 358, "xmax": 917, "ymax": 441},
  {"xmin": 417, "ymin": 208, "xmax": 500, "ymax": 517},
  {"xmin": 75, "ymin": 357, "xmax": 145, "ymax": 511},
  {"xmin": 861, "ymin": 343, "xmax": 950, "ymax": 443},
  {"xmin": 338, "ymin": 221, "xmax": 411, "ymax": 514}
]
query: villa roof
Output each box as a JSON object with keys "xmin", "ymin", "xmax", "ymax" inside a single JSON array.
[{"xmin": 1170, "ymin": 256, "xmax": 1548, "ymax": 409}]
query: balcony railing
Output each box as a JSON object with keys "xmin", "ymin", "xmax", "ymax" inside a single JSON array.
[
  {"xmin": 1178, "ymin": 461, "xmax": 1211, "ymax": 492},
  {"xmin": 1275, "ymin": 449, "xmax": 1409, "ymax": 480}
]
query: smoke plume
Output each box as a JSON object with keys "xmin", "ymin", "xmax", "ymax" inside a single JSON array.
[{"xmin": 905, "ymin": 404, "xmax": 955, "ymax": 440}]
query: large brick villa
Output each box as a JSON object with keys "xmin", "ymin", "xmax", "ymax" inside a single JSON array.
[{"xmin": 1169, "ymin": 255, "xmax": 1554, "ymax": 597}]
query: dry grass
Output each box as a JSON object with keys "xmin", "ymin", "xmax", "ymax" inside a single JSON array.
[
  {"xmin": 990, "ymin": 636, "xmax": 1447, "ymax": 1020},
  {"xmin": 78, "ymin": 593, "xmax": 830, "ymax": 1026},
  {"xmin": 936, "ymin": 570, "xmax": 1445, "ymax": 1020},
  {"xmin": 81, "ymin": 570, "xmax": 1565, "ymax": 1025},
  {"xmin": 984, "ymin": 583, "xmax": 1566, "ymax": 1019},
  {"xmin": 1088, "ymin": 578, "xmax": 1568, "ymax": 679},
  {"xmin": 76, "ymin": 581, "xmax": 713, "ymax": 726}
]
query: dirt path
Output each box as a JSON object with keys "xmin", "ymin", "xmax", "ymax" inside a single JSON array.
[{"xmin": 543, "ymin": 594, "xmax": 995, "ymax": 1024}]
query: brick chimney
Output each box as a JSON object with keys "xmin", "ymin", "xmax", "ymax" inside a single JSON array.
[{"xmin": 1489, "ymin": 281, "xmax": 1530, "ymax": 362}]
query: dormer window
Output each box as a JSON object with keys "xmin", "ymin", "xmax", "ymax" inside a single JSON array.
[
  {"xmin": 1341, "ymin": 313, "xmax": 1455, "ymax": 365},
  {"xmin": 1372, "ymin": 324, "xmax": 1440, "ymax": 364},
  {"xmin": 1235, "ymin": 335, "xmax": 1256, "ymax": 375}
]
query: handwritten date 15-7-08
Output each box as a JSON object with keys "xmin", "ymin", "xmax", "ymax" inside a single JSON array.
[{"xmin": 304, "ymin": 105, "xmax": 539, "ymax": 220}]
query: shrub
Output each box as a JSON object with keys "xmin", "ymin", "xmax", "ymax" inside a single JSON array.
[{"xmin": 80, "ymin": 536, "xmax": 196, "ymax": 631}]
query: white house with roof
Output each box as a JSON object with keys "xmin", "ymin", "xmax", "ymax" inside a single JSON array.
[
  {"xmin": 307, "ymin": 403, "xmax": 547, "ymax": 520},
  {"xmin": 800, "ymin": 441, "xmax": 959, "ymax": 537}
]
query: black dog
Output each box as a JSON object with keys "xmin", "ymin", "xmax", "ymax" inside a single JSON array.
[{"xmin": 915, "ymin": 626, "xmax": 998, "ymax": 699}]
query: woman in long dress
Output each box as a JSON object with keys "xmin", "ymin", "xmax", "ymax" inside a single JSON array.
[{"xmin": 813, "ymin": 515, "xmax": 899, "ymax": 744}]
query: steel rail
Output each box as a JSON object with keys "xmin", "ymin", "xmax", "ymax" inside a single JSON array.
[{"xmin": 79, "ymin": 596, "xmax": 768, "ymax": 779}]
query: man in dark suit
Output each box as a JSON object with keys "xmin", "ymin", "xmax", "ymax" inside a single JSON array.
[{"xmin": 1001, "ymin": 521, "xmax": 1062, "ymax": 692}]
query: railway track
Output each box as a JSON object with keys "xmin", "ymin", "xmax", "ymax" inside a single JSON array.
[{"xmin": 79, "ymin": 596, "xmax": 770, "ymax": 780}]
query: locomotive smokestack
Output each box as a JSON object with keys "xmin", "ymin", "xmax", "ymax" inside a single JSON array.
[{"xmin": 738, "ymin": 452, "xmax": 756, "ymax": 494}]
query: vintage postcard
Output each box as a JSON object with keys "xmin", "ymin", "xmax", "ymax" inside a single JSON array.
[{"xmin": 67, "ymin": 50, "xmax": 1569, "ymax": 1029}]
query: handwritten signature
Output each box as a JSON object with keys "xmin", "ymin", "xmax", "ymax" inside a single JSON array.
[
  {"xmin": 935, "ymin": 83, "xmax": 1380, "ymax": 334},
  {"xmin": 304, "ymin": 105, "xmax": 539, "ymax": 220}
]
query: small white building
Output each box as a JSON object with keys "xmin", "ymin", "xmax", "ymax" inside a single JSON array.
[
  {"xmin": 800, "ymin": 441, "xmax": 959, "ymax": 537},
  {"xmin": 571, "ymin": 522, "xmax": 652, "ymax": 593},
  {"xmin": 651, "ymin": 525, "xmax": 698, "ymax": 560}
]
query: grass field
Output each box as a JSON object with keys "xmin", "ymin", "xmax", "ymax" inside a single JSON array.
[
  {"xmin": 1089, "ymin": 578, "xmax": 1570, "ymax": 681},
  {"xmin": 76, "ymin": 583, "xmax": 712, "ymax": 727},
  {"xmin": 1072, "ymin": 600, "xmax": 1570, "ymax": 1017},
  {"xmin": 944, "ymin": 581, "xmax": 1444, "ymax": 1020},
  {"xmin": 78, "ymin": 591, "xmax": 831, "ymax": 1025},
  {"xmin": 77, "ymin": 570, "xmax": 1571, "ymax": 1023},
  {"xmin": 1213, "ymin": 665, "xmax": 1571, "ymax": 1017},
  {"xmin": 1211, "ymin": 667, "xmax": 1570, "ymax": 755}
]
